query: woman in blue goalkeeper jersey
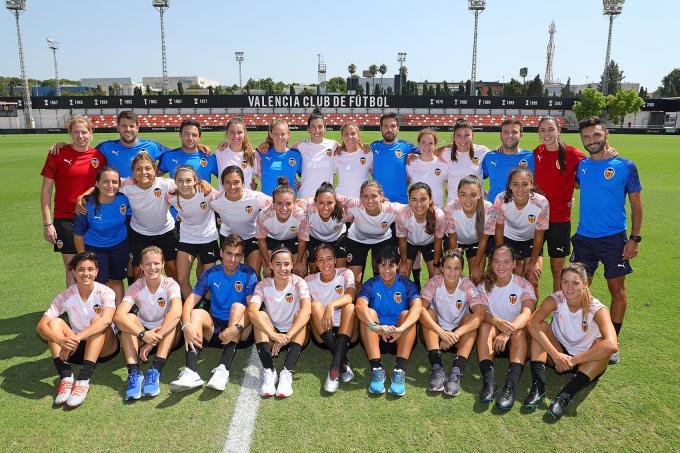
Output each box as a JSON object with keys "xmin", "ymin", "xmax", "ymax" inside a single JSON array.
[
  {"xmin": 74, "ymin": 167, "xmax": 129, "ymax": 305},
  {"xmin": 258, "ymin": 119, "xmax": 302, "ymax": 196}
]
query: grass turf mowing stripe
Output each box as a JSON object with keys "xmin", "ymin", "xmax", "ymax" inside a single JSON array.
[{"xmin": 223, "ymin": 347, "xmax": 262, "ymax": 453}]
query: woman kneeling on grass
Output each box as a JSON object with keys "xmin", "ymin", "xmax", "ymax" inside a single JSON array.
[
  {"xmin": 248, "ymin": 248, "xmax": 312, "ymax": 398},
  {"xmin": 36, "ymin": 251, "xmax": 119, "ymax": 408},
  {"xmin": 355, "ymin": 246, "xmax": 422, "ymax": 397},
  {"xmin": 419, "ymin": 249, "xmax": 485, "ymax": 396},
  {"xmin": 525, "ymin": 262, "xmax": 617, "ymax": 418},
  {"xmin": 115, "ymin": 246, "xmax": 182, "ymax": 400}
]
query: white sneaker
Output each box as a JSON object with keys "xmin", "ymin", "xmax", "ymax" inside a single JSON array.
[
  {"xmin": 260, "ymin": 368, "xmax": 277, "ymax": 397},
  {"xmin": 276, "ymin": 369, "xmax": 294, "ymax": 398},
  {"xmin": 206, "ymin": 365, "xmax": 230, "ymax": 391},
  {"xmin": 66, "ymin": 379, "xmax": 90, "ymax": 407},
  {"xmin": 54, "ymin": 374, "xmax": 74, "ymax": 405},
  {"xmin": 340, "ymin": 362, "xmax": 355, "ymax": 383},
  {"xmin": 324, "ymin": 372, "xmax": 339, "ymax": 393},
  {"xmin": 169, "ymin": 369, "xmax": 204, "ymax": 393},
  {"xmin": 609, "ymin": 352, "xmax": 620, "ymax": 364}
]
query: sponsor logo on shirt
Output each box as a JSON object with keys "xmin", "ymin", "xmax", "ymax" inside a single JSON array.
[
  {"xmin": 119, "ymin": 204, "xmax": 127, "ymax": 215},
  {"xmin": 200, "ymin": 201, "xmax": 208, "ymax": 210},
  {"xmin": 91, "ymin": 157, "xmax": 100, "ymax": 169},
  {"xmin": 234, "ymin": 280, "xmax": 243, "ymax": 292},
  {"xmin": 335, "ymin": 285, "xmax": 344, "ymax": 296},
  {"xmin": 519, "ymin": 159, "xmax": 528, "ymax": 168},
  {"xmin": 285, "ymin": 293, "xmax": 294, "ymax": 303},
  {"xmin": 93, "ymin": 304, "xmax": 103, "ymax": 315},
  {"xmin": 509, "ymin": 293, "xmax": 518, "ymax": 304},
  {"xmin": 393, "ymin": 291, "xmax": 402, "ymax": 303},
  {"xmin": 434, "ymin": 168, "xmax": 442, "ymax": 177},
  {"xmin": 604, "ymin": 167, "xmax": 615, "ymax": 180},
  {"xmin": 288, "ymin": 158, "xmax": 297, "ymax": 166},
  {"xmin": 380, "ymin": 221, "xmax": 389, "ymax": 230},
  {"xmin": 245, "ymin": 205, "xmax": 254, "ymax": 215},
  {"xmin": 289, "ymin": 226, "xmax": 298, "ymax": 233},
  {"xmin": 200, "ymin": 158, "xmax": 208, "ymax": 167},
  {"xmin": 93, "ymin": 214, "xmax": 103, "ymax": 221},
  {"xmin": 528, "ymin": 214, "xmax": 536, "ymax": 224},
  {"xmin": 241, "ymin": 160, "xmax": 248, "ymax": 169},
  {"xmin": 490, "ymin": 160, "xmax": 497, "ymax": 167},
  {"xmin": 395, "ymin": 150, "xmax": 403, "ymax": 159},
  {"xmin": 360, "ymin": 157, "xmax": 367, "ymax": 166},
  {"xmin": 581, "ymin": 320, "xmax": 588, "ymax": 332},
  {"xmin": 153, "ymin": 188, "xmax": 162, "ymax": 198},
  {"xmin": 157, "ymin": 297, "xmax": 166, "ymax": 308},
  {"xmin": 456, "ymin": 299, "xmax": 463, "ymax": 311}
]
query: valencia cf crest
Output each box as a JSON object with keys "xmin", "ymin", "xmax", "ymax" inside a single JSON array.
[
  {"xmin": 360, "ymin": 157, "xmax": 367, "ymax": 166},
  {"xmin": 456, "ymin": 299, "xmax": 463, "ymax": 311},
  {"xmin": 333, "ymin": 225, "xmax": 341, "ymax": 232},
  {"xmin": 509, "ymin": 293, "xmax": 518, "ymax": 305},
  {"xmin": 285, "ymin": 293, "xmax": 294, "ymax": 303},
  {"xmin": 393, "ymin": 292, "xmax": 402, "ymax": 303},
  {"xmin": 604, "ymin": 167, "xmax": 615, "ymax": 180},
  {"xmin": 91, "ymin": 157, "xmax": 100, "ymax": 168},
  {"xmin": 346, "ymin": 253, "xmax": 353, "ymax": 263},
  {"xmin": 93, "ymin": 304, "xmax": 103, "ymax": 315},
  {"xmin": 153, "ymin": 188, "xmax": 162, "ymax": 198},
  {"xmin": 581, "ymin": 320, "xmax": 588, "ymax": 332},
  {"xmin": 234, "ymin": 281, "xmax": 243, "ymax": 292},
  {"xmin": 434, "ymin": 168, "xmax": 442, "ymax": 177},
  {"xmin": 528, "ymin": 214, "xmax": 536, "ymax": 224},
  {"xmin": 519, "ymin": 159, "xmax": 528, "ymax": 168},
  {"xmin": 289, "ymin": 226, "xmax": 298, "ymax": 233},
  {"xmin": 395, "ymin": 150, "xmax": 403, "ymax": 159},
  {"xmin": 200, "ymin": 158, "xmax": 208, "ymax": 167},
  {"xmin": 241, "ymin": 160, "xmax": 248, "ymax": 169},
  {"xmin": 140, "ymin": 148, "xmax": 147, "ymax": 153},
  {"xmin": 56, "ymin": 240, "xmax": 64, "ymax": 249},
  {"xmin": 157, "ymin": 297, "xmax": 166, "ymax": 308},
  {"xmin": 245, "ymin": 205, "xmax": 254, "ymax": 215},
  {"xmin": 326, "ymin": 149, "xmax": 332, "ymax": 157},
  {"xmin": 200, "ymin": 201, "xmax": 208, "ymax": 210},
  {"xmin": 472, "ymin": 157, "xmax": 480, "ymax": 166},
  {"xmin": 288, "ymin": 158, "xmax": 297, "ymax": 166},
  {"xmin": 119, "ymin": 204, "xmax": 127, "ymax": 215},
  {"xmin": 334, "ymin": 285, "xmax": 344, "ymax": 296},
  {"xmin": 380, "ymin": 221, "xmax": 389, "ymax": 230}
]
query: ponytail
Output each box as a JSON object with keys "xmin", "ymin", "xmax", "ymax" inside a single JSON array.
[
  {"xmin": 272, "ymin": 176, "xmax": 295, "ymax": 199},
  {"xmin": 315, "ymin": 181, "xmax": 345, "ymax": 222},
  {"xmin": 458, "ymin": 175, "xmax": 485, "ymax": 240}
]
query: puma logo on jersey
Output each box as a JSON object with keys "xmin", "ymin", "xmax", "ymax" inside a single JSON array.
[
  {"xmin": 63, "ymin": 159, "xmax": 73, "ymax": 166},
  {"xmin": 604, "ymin": 167, "xmax": 615, "ymax": 180},
  {"xmin": 509, "ymin": 293, "xmax": 518, "ymax": 304},
  {"xmin": 556, "ymin": 246, "xmax": 564, "ymax": 252},
  {"xmin": 617, "ymin": 264, "xmax": 626, "ymax": 268},
  {"xmin": 285, "ymin": 293, "xmax": 294, "ymax": 303},
  {"xmin": 265, "ymin": 155, "xmax": 272, "ymax": 161},
  {"xmin": 172, "ymin": 159, "xmax": 179, "ymax": 164},
  {"xmin": 213, "ymin": 282, "xmax": 221, "ymax": 289},
  {"xmin": 91, "ymin": 157, "xmax": 100, "ymax": 168},
  {"xmin": 157, "ymin": 297, "xmax": 166, "ymax": 308},
  {"xmin": 208, "ymin": 251, "xmax": 215, "ymax": 256},
  {"xmin": 111, "ymin": 150, "xmax": 120, "ymax": 156},
  {"xmin": 581, "ymin": 168, "xmax": 587, "ymax": 175},
  {"xmin": 393, "ymin": 292, "xmax": 402, "ymax": 303},
  {"xmin": 93, "ymin": 214, "xmax": 103, "ymax": 221},
  {"xmin": 335, "ymin": 285, "xmax": 344, "ymax": 296},
  {"xmin": 234, "ymin": 281, "xmax": 243, "ymax": 292},
  {"xmin": 490, "ymin": 160, "xmax": 497, "ymax": 167},
  {"xmin": 536, "ymin": 154, "xmax": 542, "ymax": 161}
]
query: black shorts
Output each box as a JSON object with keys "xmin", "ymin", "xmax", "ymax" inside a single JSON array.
[
  {"xmin": 306, "ymin": 234, "xmax": 349, "ymax": 264},
  {"xmin": 543, "ymin": 221, "xmax": 571, "ymax": 258},
  {"xmin": 203, "ymin": 316, "xmax": 255, "ymax": 349},
  {"xmin": 220, "ymin": 235, "xmax": 260, "ymax": 259},
  {"xmin": 265, "ymin": 236, "xmax": 299, "ymax": 255},
  {"xmin": 372, "ymin": 336, "xmax": 417, "ymax": 356},
  {"xmin": 128, "ymin": 227, "xmax": 179, "ymax": 266},
  {"xmin": 176, "ymin": 240, "xmax": 220, "ymax": 264},
  {"xmin": 53, "ymin": 218, "xmax": 76, "ymax": 254},
  {"xmin": 406, "ymin": 241, "xmax": 435, "ymax": 263},
  {"xmin": 571, "ymin": 232, "xmax": 632, "ymax": 280},
  {"xmin": 346, "ymin": 237, "xmax": 396, "ymax": 269},
  {"xmin": 311, "ymin": 326, "xmax": 360, "ymax": 351},
  {"xmin": 503, "ymin": 237, "xmax": 543, "ymax": 260},
  {"xmin": 137, "ymin": 324, "xmax": 184, "ymax": 355},
  {"xmin": 67, "ymin": 331, "xmax": 120, "ymax": 364},
  {"xmin": 89, "ymin": 240, "xmax": 129, "ymax": 282}
]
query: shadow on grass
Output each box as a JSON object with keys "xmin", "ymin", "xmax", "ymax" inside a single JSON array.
[{"xmin": 0, "ymin": 311, "xmax": 51, "ymax": 360}]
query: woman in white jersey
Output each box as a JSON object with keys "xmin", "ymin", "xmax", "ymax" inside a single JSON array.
[
  {"xmin": 525, "ymin": 262, "xmax": 617, "ymax": 418},
  {"xmin": 396, "ymin": 182, "xmax": 447, "ymax": 278},
  {"xmin": 248, "ymin": 248, "xmax": 312, "ymax": 398},
  {"xmin": 341, "ymin": 180, "xmax": 403, "ymax": 291},
  {"xmin": 36, "ymin": 252, "xmax": 119, "ymax": 408},
  {"xmin": 215, "ymin": 117, "xmax": 259, "ymax": 190},
  {"xmin": 333, "ymin": 122, "xmax": 373, "ymax": 198},
  {"xmin": 256, "ymin": 177, "xmax": 309, "ymax": 277},
  {"xmin": 209, "ymin": 165, "xmax": 272, "ymax": 276},
  {"xmin": 115, "ymin": 246, "xmax": 182, "ymax": 400},
  {"xmin": 301, "ymin": 182, "xmax": 352, "ymax": 273},
  {"xmin": 304, "ymin": 244, "xmax": 358, "ymax": 393},
  {"xmin": 438, "ymin": 118, "xmax": 489, "ymax": 203},
  {"xmin": 167, "ymin": 165, "xmax": 220, "ymax": 298},
  {"xmin": 476, "ymin": 245, "xmax": 536, "ymax": 411},
  {"xmin": 406, "ymin": 129, "xmax": 448, "ymax": 208},
  {"xmin": 296, "ymin": 108, "xmax": 339, "ymax": 198},
  {"xmin": 494, "ymin": 168, "xmax": 549, "ymax": 297},
  {"xmin": 445, "ymin": 175, "xmax": 497, "ymax": 284}
]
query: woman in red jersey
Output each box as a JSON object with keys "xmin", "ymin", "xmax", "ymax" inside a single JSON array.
[{"xmin": 41, "ymin": 116, "xmax": 107, "ymax": 287}]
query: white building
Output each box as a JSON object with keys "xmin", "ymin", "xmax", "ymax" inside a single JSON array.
[
  {"xmin": 142, "ymin": 76, "xmax": 220, "ymax": 91},
  {"xmin": 80, "ymin": 77, "xmax": 142, "ymax": 95}
]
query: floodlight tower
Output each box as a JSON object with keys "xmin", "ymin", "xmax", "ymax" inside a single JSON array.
[
  {"xmin": 152, "ymin": 0, "xmax": 170, "ymax": 94},
  {"xmin": 397, "ymin": 52, "xmax": 407, "ymax": 95},
  {"xmin": 544, "ymin": 21, "xmax": 556, "ymax": 85},
  {"xmin": 317, "ymin": 53, "xmax": 327, "ymax": 94},
  {"xmin": 468, "ymin": 0, "xmax": 486, "ymax": 97},
  {"xmin": 6, "ymin": 0, "xmax": 34, "ymax": 128},
  {"xmin": 602, "ymin": 0, "xmax": 624, "ymax": 96},
  {"xmin": 235, "ymin": 51, "xmax": 244, "ymax": 93},
  {"xmin": 47, "ymin": 38, "xmax": 60, "ymax": 96}
]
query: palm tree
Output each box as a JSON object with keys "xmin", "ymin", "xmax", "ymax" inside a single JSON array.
[
  {"xmin": 348, "ymin": 64, "xmax": 357, "ymax": 94},
  {"xmin": 399, "ymin": 66, "xmax": 408, "ymax": 95},
  {"xmin": 379, "ymin": 64, "xmax": 387, "ymax": 95},
  {"xmin": 368, "ymin": 64, "xmax": 378, "ymax": 95}
]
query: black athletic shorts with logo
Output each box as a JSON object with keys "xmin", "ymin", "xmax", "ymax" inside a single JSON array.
[
  {"xmin": 176, "ymin": 240, "xmax": 220, "ymax": 264},
  {"xmin": 128, "ymin": 227, "xmax": 179, "ymax": 266},
  {"xmin": 307, "ymin": 234, "xmax": 349, "ymax": 264},
  {"xmin": 543, "ymin": 221, "xmax": 571, "ymax": 258}
]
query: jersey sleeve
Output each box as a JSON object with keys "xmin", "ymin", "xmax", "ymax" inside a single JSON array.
[
  {"xmin": 244, "ymin": 267, "xmax": 259, "ymax": 296},
  {"xmin": 483, "ymin": 201, "xmax": 497, "ymax": 236},
  {"xmin": 395, "ymin": 206, "xmax": 410, "ymax": 238},
  {"xmin": 294, "ymin": 276, "xmax": 311, "ymax": 300},
  {"xmin": 494, "ymin": 193, "xmax": 506, "ymax": 224},
  {"xmin": 624, "ymin": 160, "xmax": 642, "ymax": 194},
  {"xmin": 249, "ymin": 281, "xmax": 266, "ymax": 306},
  {"xmin": 294, "ymin": 206, "xmax": 310, "ymax": 242},
  {"xmin": 444, "ymin": 202, "xmax": 456, "ymax": 235},
  {"xmin": 256, "ymin": 191, "xmax": 273, "ymax": 209},
  {"xmin": 575, "ymin": 160, "xmax": 584, "ymax": 185},
  {"xmin": 157, "ymin": 153, "xmax": 170, "ymax": 173},
  {"xmin": 40, "ymin": 153, "xmax": 58, "ymax": 179},
  {"xmin": 152, "ymin": 141, "xmax": 172, "ymax": 160},
  {"xmin": 73, "ymin": 211, "xmax": 89, "ymax": 236},
  {"xmin": 534, "ymin": 194, "xmax": 550, "ymax": 231},
  {"xmin": 122, "ymin": 281, "xmax": 142, "ymax": 306},
  {"xmin": 255, "ymin": 210, "xmax": 268, "ymax": 240},
  {"xmin": 461, "ymin": 278, "xmax": 485, "ymax": 306},
  {"xmin": 517, "ymin": 276, "xmax": 537, "ymax": 304},
  {"xmin": 118, "ymin": 177, "xmax": 136, "ymax": 195},
  {"xmin": 434, "ymin": 208, "xmax": 448, "ymax": 238},
  {"xmin": 341, "ymin": 268, "xmax": 356, "ymax": 290},
  {"xmin": 406, "ymin": 141, "xmax": 419, "ymax": 154},
  {"xmin": 209, "ymin": 154, "xmax": 219, "ymax": 178},
  {"xmin": 99, "ymin": 285, "xmax": 116, "ymax": 309},
  {"xmin": 166, "ymin": 278, "xmax": 182, "ymax": 301},
  {"xmin": 403, "ymin": 277, "xmax": 421, "ymax": 304},
  {"xmin": 191, "ymin": 268, "xmax": 211, "ymax": 297},
  {"xmin": 481, "ymin": 154, "xmax": 490, "ymax": 179},
  {"xmin": 356, "ymin": 278, "xmax": 375, "ymax": 303},
  {"xmin": 45, "ymin": 290, "xmax": 68, "ymax": 319},
  {"xmin": 420, "ymin": 276, "xmax": 438, "ymax": 303}
]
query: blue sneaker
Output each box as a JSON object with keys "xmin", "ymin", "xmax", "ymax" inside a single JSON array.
[
  {"xmin": 388, "ymin": 369, "xmax": 406, "ymax": 396},
  {"xmin": 143, "ymin": 368, "xmax": 161, "ymax": 397},
  {"xmin": 125, "ymin": 368, "xmax": 144, "ymax": 401},
  {"xmin": 368, "ymin": 368, "xmax": 386, "ymax": 394}
]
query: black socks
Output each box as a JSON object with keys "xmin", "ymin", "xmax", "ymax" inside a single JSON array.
[
  {"xmin": 186, "ymin": 347, "xmax": 202, "ymax": 372},
  {"xmin": 330, "ymin": 334, "xmax": 350, "ymax": 379},
  {"xmin": 395, "ymin": 356, "xmax": 408, "ymax": 372},
  {"xmin": 53, "ymin": 357, "xmax": 72, "ymax": 378},
  {"xmin": 283, "ymin": 343, "xmax": 302, "ymax": 372},
  {"xmin": 453, "ymin": 355, "xmax": 468, "ymax": 373},
  {"xmin": 151, "ymin": 356, "xmax": 167, "ymax": 372},
  {"xmin": 479, "ymin": 359, "xmax": 495, "ymax": 383},
  {"xmin": 530, "ymin": 360, "xmax": 546, "ymax": 393},
  {"xmin": 561, "ymin": 371, "xmax": 591, "ymax": 398},
  {"xmin": 77, "ymin": 360, "xmax": 96, "ymax": 381},
  {"xmin": 506, "ymin": 362, "xmax": 524, "ymax": 388},
  {"xmin": 256, "ymin": 342, "xmax": 275, "ymax": 371},
  {"xmin": 427, "ymin": 349, "xmax": 443, "ymax": 370},
  {"xmin": 369, "ymin": 358, "xmax": 383, "ymax": 369},
  {"xmin": 219, "ymin": 342, "xmax": 238, "ymax": 371}
]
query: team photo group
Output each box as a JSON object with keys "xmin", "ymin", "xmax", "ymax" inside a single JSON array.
[{"xmin": 37, "ymin": 109, "xmax": 642, "ymax": 420}]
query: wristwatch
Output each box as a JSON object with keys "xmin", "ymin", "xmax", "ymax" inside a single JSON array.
[
  {"xmin": 234, "ymin": 323, "xmax": 244, "ymax": 333},
  {"xmin": 138, "ymin": 330, "xmax": 146, "ymax": 340},
  {"xmin": 629, "ymin": 234, "xmax": 642, "ymax": 243}
]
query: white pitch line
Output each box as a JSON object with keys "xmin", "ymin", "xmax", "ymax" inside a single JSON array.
[{"xmin": 223, "ymin": 346, "xmax": 262, "ymax": 453}]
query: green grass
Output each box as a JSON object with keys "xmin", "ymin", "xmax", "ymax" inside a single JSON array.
[{"xmin": 1, "ymin": 130, "xmax": 679, "ymax": 452}]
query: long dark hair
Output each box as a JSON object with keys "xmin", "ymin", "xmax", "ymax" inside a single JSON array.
[
  {"xmin": 481, "ymin": 245, "xmax": 515, "ymax": 292},
  {"xmin": 457, "ymin": 175, "xmax": 485, "ymax": 240},
  {"xmin": 503, "ymin": 167, "xmax": 541, "ymax": 204},
  {"xmin": 408, "ymin": 182, "xmax": 436, "ymax": 236},
  {"xmin": 539, "ymin": 116, "xmax": 566, "ymax": 172},
  {"xmin": 450, "ymin": 118, "xmax": 476, "ymax": 163},
  {"xmin": 307, "ymin": 107, "xmax": 325, "ymax": 127},
  {"xmin": 90, "ymin": 166, "xmax": 120, "ymax": 216},
  {"xmin": 315, "ymin": 181, "xmax": 345, "ymax": 222}
]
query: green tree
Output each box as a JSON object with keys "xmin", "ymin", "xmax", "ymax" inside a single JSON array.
[
  {"xmin": 458, "ymin": 81, "xmax": 464, "ymax": 94},
  {"xmin": 599, "ymin": 60, "xmax": 624, "ymax": 95},
  {"xmin": 355, "ymin": 83, "xmax": 364, "ymax": 95},
  {"xmin": 368, "ymin": 64, "xmax": 378, "ymax": 95},
  {"xmin": 326, "ymin": 76, "xmax": 347, "ymax": 94},
  {"xmin": 378, "ymin": 64, "xmax": 387, "ymax": 93},
  {"xmin": 442, "ymin": 81, "xmax": 451, "ymax": 96},
  {"xmin": 398, "ymin": 66, "xmax": 408, "ymax": 95},
  {"xmin": 348, "ymin": 63, "xmax": 356, "ymax": 78},
  {"xmin": 503, "ymin": 78, "xmax": 523, "ymax": 96},
  {"xmin": 638, "ymin": 86, "xmax": 648, "ymax": 98},
  {"xmin": 289, "ymin": 85, "xmax": 295, "ymax": 95},
  {"xmin": 177, "ymin": 81, "xmax": 184, "ymax": 95},
  {"xmin": 96, "ymin": 84, "xmax": 106, "ymax": 96},
  {"xmin": 658, "ymin": 68, "xmax": 680, "ymax": 97},
  {"xmin": 386, "ymin": 86, "xmax": 393, "ymax": 95},
  {"xmin": 561, "ymin": 77, "xmax": 573, "ymax": 97},
  {"xmin": 465, "ymin": 80, "xmax": 471, "ymax": 95},
  {"xmin": 145, "ymin": 85, "xmax": 153, "ymax": 95},
  {"xmin": 133, "ymin": 86, "xmax": 143, "ymax": 96},
  {"xmin": 365, "ymin": 81, "xmax": 371, "ymax": 95},
  {"xmin": 606, "ymin": 89, "xmax": 644, "ymax": 125},
  {"xmin": 572, "ymin": 87, "xmax": 607, "ymax": 120},
  {"xmin": 526, "ymin": 74, "xmax": 544, "ymax": 97}
]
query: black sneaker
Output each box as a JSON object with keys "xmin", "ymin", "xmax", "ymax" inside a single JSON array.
[
  {"xmin": 479, "ymin": 378, "xmax": 496, "ymax": 404},
  {"xmin": 428, "ymin": 367, "xmax": 446, "ymax": 392},
  {"xmin": 495, "ymin": 384, "xmax": 516, "ymax": 411},
  {"xmin": 522, "ymin": 384, "xmax": 545, "ymax": 409},
  {"xmin": 547, "ymin": 392, "xmax": 571, "ymax": 418},
  {"xmin": 444, "ymin": 366, "xmax": 462, "ymax": 397}
]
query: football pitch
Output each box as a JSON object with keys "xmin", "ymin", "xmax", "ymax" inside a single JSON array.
[{"xmin": 0, "ymin": 130, "xmax": 679, "ymax": 452}]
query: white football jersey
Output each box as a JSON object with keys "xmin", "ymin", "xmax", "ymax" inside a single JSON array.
[
  {"xmin": 439, "ymin": 144, "xmax": 489, "ymax": 203},
  {"xmin": 216, "ymin": 146, "xmax": 258, "ymax": 189},
  {"xmin": 44, "ymin": 282, "xmax": 115, "ymax": 334},
  {"xmin": 255, "ymin": 205, "xmax": 309, "ymax": 241},
  {"xmin": 334, "ymin": 150, "xmax": 373, "ymax": 198},
  {"xmin": 444, "ymin": 198, "xmax": 497, "ymax": 245},
  {"xmin": 122, "ymin": 276, "xmax": 181, "ymax": 329},
  {"xmin": 301, "ymin": 198, "xmax": 350, "ymax": 242},
  {"xmin": 494, "ymin": 192, "xmax": 550, "ymax": 241},
  {"xmin": 477, "ymin": 275, "xmax": 536, "ymax": 322},
  {"xmin": 550, "ymin": 291, "xmax": 607, "ymax": 355},
  {"xmin": 395, "ymin": 205, "xmax": 447, "ymax": 246},
  {"xmin": 421, "ymin": 275, "xmax": 485, "ymax": 331},
  {"xmin": 250, "ymin": 275, "xmax": 311, "ymax": 332},
  {"xmin": 120, "ymin": 177, "xmax": 175, "ymax": 236},
  {"xmin": 342, "ymin": 196, "xmax": 404, "ymax": 244},
  {"xmin": 305, "ymin": 268, "xmax": 355, "ymax": 327},
  {"xmin": 209, "ymin": 189, "xmax": 272, "ymax": 239},
  {"xmin": 406, "ymin": 156, "xmax": 448, "ymax": 208},
  {"xmin": 167, "ymin": 191, "xmax": 218, "ymax": 244},
  {"xmin": 298, "ymin": 139, "xmax": 338, "ymax": 198}
]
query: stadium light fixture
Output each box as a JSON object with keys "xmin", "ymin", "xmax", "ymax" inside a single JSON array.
[
  {"xmin": 397, "ymin": 52, "xmax": 406, "ymax": 69},
  {"xmin": 5, "ymin": 0, "xmax": 34, "ymax": 128},
  {"xmin": 152, "ymin": 0, "xmax": 170, "ymax": 94},
  {"xmin": 468, "ymin": 0, "xmax": 486, "ymax": 97},
  {"xmin": 46, "ymin": 38, "xmax": 60, "ymax": 96},
  {"xmin": 235, "ymin": 51, "xmax": 244, "ymax": 94},
  {"xmin": 397, "ymin": 52, "xmax": 407, "ymax": 95},
  {"xmin": 601, "ymin": 0, "xmax": 624, "ymax": 96}
]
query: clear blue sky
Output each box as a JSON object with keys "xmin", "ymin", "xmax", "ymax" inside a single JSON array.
[{"xmin": 1, "ymin": 0, "xmax": 678, "ymax": 90}]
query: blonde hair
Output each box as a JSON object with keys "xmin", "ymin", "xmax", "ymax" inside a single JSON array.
[
  {"xmin": 340, "ymin": 122, "xmax": 364, "ymax": 150},
  {"xmin": 265, "ymin": 118, "xmax": 289, "ymax": 149},
  {"xmin": 560, "ymin": 263, "xmax": 592, "ymax": 325},
  {"xmin": 140, "ymin": 246, "xmax": 164, "ymax": 264},
  {"xmin": 226, "ymin": 117, "xmax": 255, "ymax": 167},
  {"xmin": 67, "ymin": 115, "xmax": 93, "ymax": 134},
  {"xmin": 417, "ymin": 128, "xmax": 438, "ymax": 146}
]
